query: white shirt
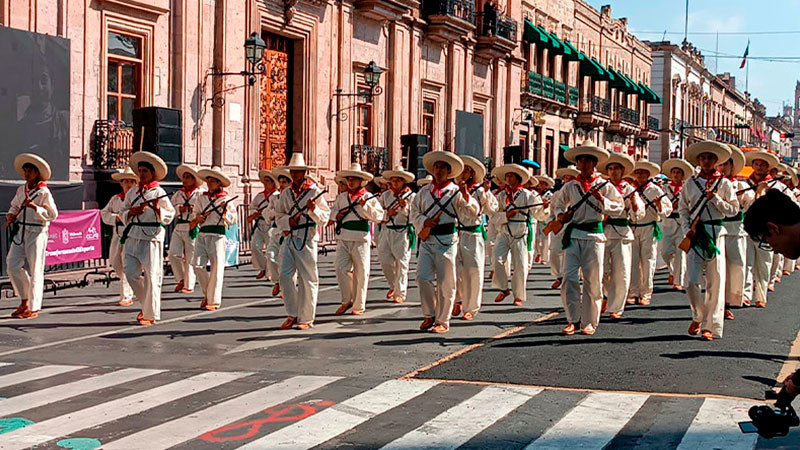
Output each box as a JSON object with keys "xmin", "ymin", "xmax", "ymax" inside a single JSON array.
[
  {"xmin": 120, "ymin": 183, "xmax": 175, "ymax": 242},
  {"xmin": 171, "ymin": 186, "xmax": 206, "ymax": 231},
  {"xmin": 410, "ymin": 181, "xmax": 478, "ymax": 246},
  {"xmin": 380, "ymin": 188, "xmax": 416, "ymax": 228},
  {"xmin": 604, "ymin": 180, "xmax": 645, "ymax": 241},
  {"xmin": 678, "ymin": 173, "xmax": 738, "ymax": 238},
  {"xmin": 459, "ymin": 185, "xmax": 498, "ymax": 228},
  {"xmin": 491, "ymin": 187, "xmax": 538, "ymax": 239},
  {"xmin": 249, "ymin": 189, "xmax": 279, "ymax": 233},
  {"xmin": 101, "ymin": 193, "xmax": 127, "ymax": 237},
  {"xmin": 550, "ymin": 174, "xmax": 624, "ymax": 242},
  {"xmin": 190, "ymin": 191, "xmax": 238, "ymax": 233},
  {"xmin": 9, "ymin": 183, "xmax": 58, "ymax": 228},
  {"xmin": 274, "ymin": 180, "xmax": 331, "ymax": 245},
  {"xmin": 629, "ymin": 181, "xmax": 672, "ymax": 224},
  {"xmin": 331, "ymin": 189, "xmax": 385, "ymax": 242}
]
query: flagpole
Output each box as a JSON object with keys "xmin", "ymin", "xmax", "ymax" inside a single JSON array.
[{"xmin": 746, "ymin": 58, "xmax": 749, "ymax": 95}]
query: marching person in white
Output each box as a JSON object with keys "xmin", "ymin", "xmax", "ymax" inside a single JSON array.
[
  {"xmin": 378, "ymin": 165, "xmax": 416, "ymax": 304},
  {"xmin": 627, "ymin": 161, "xmax": 672, "ymax": 306},
  {"xmin": 679, "ymin": 141, "xmax": 738, "ymax": 341},
  {"xmin": 248, "ymin": 169, "xmax": 279, "ymax": 280},
  {"xmin": 718, "ymin": 145, "xmax": 751, "ymax": 318},
  {"xmin": 264, "ymin": 168, "xmax": 291, "ymax": 296},
  {"xmin": 779, "ymin": 166, "xmax": 800, "ymax": 276},
  {"xmin": 453, "ymin": 156, "xmax": 497, "ymax": 320},
  {"xmin": 190, "ymin": 166, "xmax": 237, "ymax": 311},
  {"xmin": 600, "ymin": 153, "xmax": 644, "ymax": 320},
  {"xmin": 549, "ymin": 142, "xmax": 623, "ymax": 335},
  {"xmin": 168, "ymin": 165, "xmax": 204, "ymax": 294},
  {"xmin": 101, "ymin": 167, "xmax": 138, "ymax": 306},
  {"xmin": 486, "ymin": 177, "xmax": 506, "ymax": 281},
  {"xmin": 274, "ymin": 153, "xmax": 331, "ymax": 330},
  {"xmin": 533, "ymin": 175, "xmax": 555, "ymax": 265},
  {"xmin": 549, "ymin": 166, "xmax": 579, "ymax": 290},
  {"xmin": 5, "ymin": 154, "xmax": 58, "ymax": 319},
  {"xmin": 490, "ymin": 163, "xmax": 538, "ymax": 306},
  {"xmin": 741, "ymin": 150, "xmax": 791, "ymax": 308},
  {"xmin": 331, "ymin": 163, "xmax": 384, "ymax": 315},
  {"xmin": 120, "ymin": 152, "xmax": 175, "ymax": 326},
  {"xmin": 659, "ymin": 158, "xmax": 693, "ymax": 291},
  {"xmin": 410, "ymin": 151, "xmax": 477, "ymax": 333}
]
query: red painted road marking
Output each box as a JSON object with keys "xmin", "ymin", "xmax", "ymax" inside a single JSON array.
[{"xmin": 199, "ymin": 401, "xmax": 335, "ymax": 442}]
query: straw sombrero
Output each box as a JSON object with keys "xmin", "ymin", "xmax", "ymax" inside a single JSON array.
[
  {"xmin": 685, "ymin": 141, "xmax": 731, "ymax": 166},
  {"xmin": 197, "ymin": 166, "xmax": 232, "ymax": 188},
  {"xmin": 382, "ymin": 164, "xmax": 415, "ymax": 183},
  {"xmin": 272, "ymin": 167, "xmax": 290, "ymax": 182},
  {"xmin": 176, "ymin": 164, "xmax": 204, "ymax": 185},
  {"xmin": 258, "ymin": 169, "xmax": 278, "ymax": 185},
  {"xmin": 130, "ymin": 151, "xmax": 168, "ymax": 181},
  {"xmin": 535, "ymin": 175, "xmax": 555, "ymax": 189},
  {"xmin": 661, "ymin": 158, "xmax": 693, "ymax": 178},
  {"xmin": 460, "ymin": 155, "xmax": 487, "ymax": 182},
  {"xmin": 111, "ymin": 166, "xmax": 138, "ymax": 182},
  {"xmin": 599, "ymin": 152, "xmax": 634, "ymax": 175},
  {"xmin": 632, "ymin": 161, "xmax": 660, "ymax": 179},
  {"xmin": 725, "ymin": 145, "xmax": 746, "ymax": 176},
  {"xmin": 556, "ymin": 165, "xmax": 579, "ymax": 179},
  {"xmin": 564, "ymin": 140, "xmax": 609, "ymax": 165},
  {"xmin": 14, "ymin": 153, "xmax": 52, "ymax": 182},
  {"xmin": 338, "ymin": 163, "xmax": 374, "ymax": 185},
  {"xmin": 491, "ymin": 164, "xmax": 530, "ymax": 185},
  {"xmin": 422, "ymin": 151, "xmax": 464, "ymax": 178},
  {"xmin": 417, "ymin": 175, "xmax": 433, "ymax": 187},
  {"xmin": 285, "ymin": 152, "xmax": 315, "ymax": 170},
  {"xmin": 784, "ymin": 166, "xmax": 800, "ymax": 186},
  {"xmin": 744, "ymin": 150, "xmax": 779, "ymax": 170}
]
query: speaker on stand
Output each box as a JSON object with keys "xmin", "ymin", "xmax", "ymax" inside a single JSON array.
[
  {"xmin": 132, "ymin": 107, "xmax": 182, "ymax": 182},
  {"xmin": 401, "ymin": 134, "xmax": 429, "ymax": 181},
  {"xmin": 503, "ymin": 145, "xmax": 523, "ymax": 165}
]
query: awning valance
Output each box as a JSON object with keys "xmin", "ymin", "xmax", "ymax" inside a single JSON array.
[
  {"xmin": 562, "ymin": 40, "xmax": 582, "ymax": 62},
  {"xmin": 579, "ymin": 53, "xmax": 605, "ymax": 80},
  {"xmin": 548, "ymin": 32, "xmax": 564, "ymax": 55},
  {"xmin": 638, "ymin": 82, "xmax": 663, "ymax": 104},
  {"xmin": 523, "ymin": 20, "xmax": 550, "ymax": 46}
]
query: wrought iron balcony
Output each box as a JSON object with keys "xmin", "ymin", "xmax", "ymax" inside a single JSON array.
[
  {"xmin": 542, "ymin": 76, "xmax": 555, "ymax": 99},
  {"xmin": 618, "ymin": 107, "xmax": 640, "ymax": 125},
  {"xmin": 474, "ymin": 12, "xmax": 517, "ymax": 58},
  {"xmin": 90, "ymin": 119, "xmax": 134, "ymax": 170},
  {"xmin": 647, "ymin": 116, "xmax": 659, "ymax": 132},
  {"xmin": 554, "ymin": 81, "xmax": 566, "ymax": 103},
  {"xmin": 422, "ymin": 0, "xmax": 476, "ymax": 43},
  {"xmin": 587, "ymin": 96, "xmax": 611, "ymax": 117},
  {"xmin": 524, "ymin": 71, "xmax": 543, "ymax": 96},
  {"xmin": 576, "ymin": 96, "xmax": 611, "ymax": 128},
  {"xmin": 351, "ymin": 145, "xmax": 388, "ymax": 176},
  {"xmin": 568, "ymin": 86, "xmax": 579, "ymax": 107},
  {"xmin": 422, "ymin": 0, "xmax": 474, "ymax": 23}
]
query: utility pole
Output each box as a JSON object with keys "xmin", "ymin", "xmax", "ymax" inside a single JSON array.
[{"xmin": 684, "ymin": 0, "xmax": 689, "ymax": 43}]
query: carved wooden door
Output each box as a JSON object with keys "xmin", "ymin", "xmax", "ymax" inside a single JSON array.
[{"xmin": 259, "ymin": 34, "xmax": 291, "ymax": 170}]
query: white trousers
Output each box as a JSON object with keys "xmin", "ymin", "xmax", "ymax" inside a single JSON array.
[
  {"xmin": 492, "ymin": 233, "xmax": 529, "ymax": 302},
  {"xmin": 562, "ymin": 239, "xmax": 604, "ymax": 328},
  {"xmin": 251, "ymin": 227, "xmax": 269, "ymax": 272},
  {"xmin": 109, "ymin": 233, "xmax": 133, "ymax": 301},
  {"xmin": 686, "ymin": 244, "xmax": 726, "ymax": 337},
  {"xmin": 745, "ymin": 237, "xmax": 772, "ymax": 304},
  {"xmin": 603, "ymin": 238, "xmax": 632, "ymax": 314},
  {"xmin": 535, "ymin": 228, "xmax": 550, "ymax": 263},
  {"xmin": 168, "ymin": 229, "xmax": 196, "ymax": 291},
  {"xmin": 549, "ymin": 233, "xmax": 564, "ymax": 279},
  {"xmin": 784, "ymin": 257, "xmax": 796, "ymax": 274},
  {"xmin": 771, "ymin": 253, "xmax": 783, "ymax": 280},
  {"xmin": 193, "ymin": 233, "xmax": 226, "ymax": 306},
  {"xmin": 724, "ymin": 234, "xmax": 746, "ymax": 307},
  {"xmin": 417, "ymin": 240, "xmax": 457, "ymax": 326},
  {"xmin": 280, "ymin": 237, "xmax": 319, "ymax": 324},
  {"xmin": 377, "ymin": 228, "xmax": 412, "ymax": 301},
  {"xmin": 660, "ymin": 219, "xmax": 685, "ymax": 286},
  {"xmin": 456, "ymin": 231, "xmax": 485, "ymax": 314},
  {"xmin": 123, "ymin": 239, "xmax": 164, "ymax": 321},
  {"xmin": 335, "ymin": 239, "xmax": 370, "ymax": 312},
  {"xmin": 629, "ymin": 225, "xmax": 658, "ymax": 300},
  {"xmin": 266, "ymin": 229, "xmax": 281, "ymax": 283},
  {"xmin": 7, "ymin": 227, "xmax": 49, "ymax": 311}
]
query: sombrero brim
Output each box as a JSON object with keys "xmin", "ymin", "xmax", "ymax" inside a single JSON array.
[
  {"xmin": 600, "ymin": 155, "xmax": 634, "ymax": 176},
  {"xmin": 460, "ymin": 156, "xmax": 487, "ymax": 181},
  {"xmin": 744, "ymin": 151, "xmax": 780, "ymax": 170},
  {"xmin": 556, "ymin": 168, "xmax": 580, "ymax": 179},
  {"xmin": 197, "ymin": 168, "xmax": 232, "ymax": 188},
  {"xmin": 661, "ymin": 159, "xmax": 694, "ymax": 178},
  {"xmin": 338, "ymin": 169, "xmax": 374, "ymax": 183},
  {"xmin": 382, "ymin": 169, "xmax": 414, "ymax": 183},
  {"xmin": 491, "ymin": 164, "xmax": 530, "ymax": 185},
  {"xmin": 632, "ymin": 163, "xmax": 661, "ymax": 179},
  {"xmin": 258, "ymin": 169, "xmax": 278, "ymax": 184},
  {"xmin": 111, "ymin": 171, "xmax": 138, "ymax": 182},
  {"xmin": 130, "ymin": 152, "xmax": 168, "ymax": 181},
  {"xmin": 535, "ymin": 176, "xmax": 555, "ymax": 188},
  {"xmin": 726, "ymin": 145, "xmax": 745, "ymax": 175},
  {"xmin": 176, "ymin": 165, "xmax": 204, "ymax": 185},
  {"xmin": 685, "ymin": 142, "xmax": 731, "ymax": 166},
  {"xmin": 564, "ymin": 145, "xmax": 609, "ymax": 165},
  {"xmin": 14, "ymin": 153, "xmax": 52, "ymax": 181},
  {"xmin": 422, "ymin": 152, "xmax": 464, "ymax": 178}
]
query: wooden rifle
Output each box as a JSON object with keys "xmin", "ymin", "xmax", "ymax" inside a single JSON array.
[
  {"xmin": 542, "ymin": 181, "xmax": 609, "ymax": 235},
  {"xmin": 417, "ymin": 190, "xmax": 459, "ymax": 242},
  {"xmin": 678, "ymin": 177, "xmax": 724, "ymax": 253},
  {"xmin": 189, "ymin": 195, "xmax": 239, "ymax": 230},
  {"xmin": 735, "ymin": 175, "xmax": 786, "ymax": 196},
  {"xmin": 334, "ymin": 192, "xmax": 381, "ymax": 234},
  {"xmin": 284, "ymin": 189, "xmax": 329, "ymax": 236}
]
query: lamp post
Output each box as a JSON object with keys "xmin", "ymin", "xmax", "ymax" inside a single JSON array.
[
  {"xmin": 332, "ymin": 61, "xmax": 384, "ymax": 121},
  {"xmin": 207, "ymin": 32, "xmax": 268, "ymax": 108}
]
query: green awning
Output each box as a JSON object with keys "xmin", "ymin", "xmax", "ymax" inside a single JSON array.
[
  {"xmin": 624, "ymin": 74, "xmax": 644, "ymax": 96},
  {"xmin": 606, "ymin": 67, "xmax": 632, "ymax": 92},
  {"xmin": 596, "ymin": 58, "xmax": 615, "ymax": 82},
  {"xmin": 619, "ymin": 72, "xmax": 641, "ymax": 96},
  {"xmin": 559, "ymin": 144, "xmax": 569, "ymax": 152},
  {"xmin": 638, "ymin": 82, "xmax": 663, "ymax": 104},
  {"xmin": 562, "ymin": 40, "xmax": 583, "ymax": 62},
  {"xmin": 523, "ymin": 20, "xmax": 549, "ymax": 46},
  {"xmin": 548, "ymin": 32, "xmax": 564, "ymax": 55},
  {"xmin": 579, "ymin": 53, "xmax": 605, "ymax": 80}
]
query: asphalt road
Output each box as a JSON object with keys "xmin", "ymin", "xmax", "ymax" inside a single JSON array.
[{"xmin": 0, "ymin": 252, "xmax": 796, "ymax": 448}]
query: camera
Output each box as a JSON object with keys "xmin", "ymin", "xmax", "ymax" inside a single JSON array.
[{"xmin": 739, "ymin": 387, "xmax": 800, "ymax": 438}]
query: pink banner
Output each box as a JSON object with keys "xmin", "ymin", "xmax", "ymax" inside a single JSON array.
[{"xmin": 45, "ymin": 210, "xmax": 103, "ymax": 265}]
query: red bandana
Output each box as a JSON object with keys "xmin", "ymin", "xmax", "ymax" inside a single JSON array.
[
  {"xmin": 205, "ymin": 190, "xmax": 229, "ymax": 199},
  {"xmin": 348, "ymin": 187, "xmax": 367, "ymax": 201},
  {"xmin": 611, "ymin": 179, "xmax": 628, "ymax": 195},
  {"xmin": 750, "ymin": 174, "xmax": 771, "ymax": 185},
  {"xmin": 116, "ymin": 192, "xmax": 126, "ymax": 199},
  {"xmin": 431, "ymin": 180, "xmax": 452, "ymax": 198},
  {"xmin": 181, "ymin": 185, "xmax": 199, "ymax": 195},
  {"xmin": 263, "ymin": 188, "xmax": 276, "ymax": 198},
  {"xmin": 577, "ymin": 173, "xmax": 600, "ymax": 193},
  {"xmin": 669, "ymin": 181, "xmax": 682, "ymax": 196},
  {"xmin": 700, "ymin": 170, "xmax": 722, "ymax": 189},
  {"xmin": 291, "ymin": 179, "xmax": 313, "ymax": 196}
]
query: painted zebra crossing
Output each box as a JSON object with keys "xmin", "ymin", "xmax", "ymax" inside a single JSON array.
[{"xmin": 0, "ymin": 362, "xmax": 772, "ymax": 449}]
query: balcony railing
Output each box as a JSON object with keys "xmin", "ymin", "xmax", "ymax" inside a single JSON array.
[
  {"xmin": 422, "ymin": 0, "xmax": 475, "ymax": 23},
  {"xmin": 554, "ymin": 81, "xmax": 566, "ymax": 103},
  {"xmin": 568, "ymin": 86, "xmax": 579, "ymax": 106},
  {"xmin": 582, "ymin": 96, "xmax": 611, "ymax": 117},
  {"xmin": 90, "ymin": 120, "xmax": 134, "ymax": 170},
  {"xmin": 476, "ymin": 12, "xmax": 517, "ymax": 41},
  {"xmin": 647, "ymin": 116, "xmax": 659, "ymax": 132},
  {"xmin": 351, "ymin": 145, "xmax": 388, "ymax": 176},
  {"xmin": 524, "ymin": 71, "xmax": 543, "ymax": 96},
  {"xmin": 617, "ymin": 107, "xmax": 640, "ymax": 125},
  {"xmin": 542, "ymin": 76, "xmax": 555, "ymax": 99}
]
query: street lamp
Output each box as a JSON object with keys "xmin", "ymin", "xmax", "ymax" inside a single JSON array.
[
  {"xmin": 207, "ymin": 32, "xmax": 269, "ymax": 108},
  {"xmin": 244, "ymin": 32, "xmax": 266, "ymax": 68},
  {"xmin": 332, "ymin": 61, "xmax": 384, "ymax": 121},
  {"xmin": 364, "ymin": 61, "xmax": 382, "ymax": 90}
]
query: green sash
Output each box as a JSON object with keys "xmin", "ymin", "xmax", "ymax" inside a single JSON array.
[
  {"xmin": 691, "ymin": 219, "xmax": 724, "ymax": 259},
  {"xmin": 8, "ymin": 221, "xmax": 43, "ymax": 246},
  {"xmin": 120, "ymin": 222, "xmax": 162, "ymax": 245},
  {"xmin": 562, "ymin": 221, "xmax": 603, "ymax": 249},
  {"xmin": 340, "ymin": 220, "xmax": 370, "ymax": 233},
  {"xmin": 430, "ymin": 223, "xmax": 457, "ymax": 236},
  {"xmin": 606, "ymin": 218, "xmax": 630, "ymax": 227},
  {"xmin": 457, "ymin": 223, "xmax": 488, "ymax": 242},
  {"xmin": 668, "ymin": 212, "xmax": 680, "ymax": 219},
  {"xmin": 199, "ymin": 225, "xmax": 226, "ymax": 235},
  {"xmin": 387, "ymin": 224, "xmax": 416, "ymax": 250},
  {"xmin": 631, "ymin": 221, "xmax": 662, "ymax": 241},
  {"xmin": 509, "ymin": 218, "xmax": 534, "ymax": 251},
  {"xmin": 722, "ymin": 211, "xmax": 744, "ymax": 223}
]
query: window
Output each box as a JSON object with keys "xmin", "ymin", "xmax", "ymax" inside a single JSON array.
[
  {"xmin": 355, "ymin": 85, "xmax": 372, "ymax": 146},
  {"xmin": 107, "ymin": 31, "xmax": 142, "ymax": 123},
  {"xmin": 422, "ymin": 99, "xmax": 436, "ymax": 151}
]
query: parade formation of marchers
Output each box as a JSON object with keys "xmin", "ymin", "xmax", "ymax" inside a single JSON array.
[{"xmin": 6, "ymin": 141, "xmax": 795, "ymax": 341}]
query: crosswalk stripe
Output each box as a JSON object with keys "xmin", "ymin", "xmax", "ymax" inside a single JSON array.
[
  {"xmin": 0, "ymin": 371, "xmax": 249, "ymax": 450},
  {"xmin": 380, "ymin": 385, "xmax": 543, "ymax": 450},
  {"xmin": 0, "ymin": 364, "xmax": 83, "ymax": 390},
  {"xmin": 676, "ymin": 398, "xmax": 758, "ymax": 450},
  {"xmin": 0, "ymin": 363, "xmax": 12, "ymax": 368},
  {"xmin": 237, "ymin": 379, "xmax": 439, "ymax": 450},
  {"xmin": 0, "ymin": 368, "xmax": 164, "ymax": 417},
  {"xmin": 523, "ymin": 392, "xmax": 649, "ymax": 450},
  {"xmin": 101, "ymin": 375, "xmax": 342, "ymax": 450}
]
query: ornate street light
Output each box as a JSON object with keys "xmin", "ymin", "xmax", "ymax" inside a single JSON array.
[
  {"xmin": 207, "ymin": 32, "xmax": 269, "ymax": 108},
  {"xmin": 332, "ymin": 61, "xmax": 384, "ymax": 121}
]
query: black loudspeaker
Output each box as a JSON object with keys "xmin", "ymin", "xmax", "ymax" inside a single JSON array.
[
  {"xmin": 132, "ymin": 107, "xmax": 182, "ymax": 182},
  {"xmin": 504, "ymin": 145, "xmax": 523, "ymax": 164},
  {"xmin": 401, "ymin": 134, "xmax": 429, "ymax": 180}
]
